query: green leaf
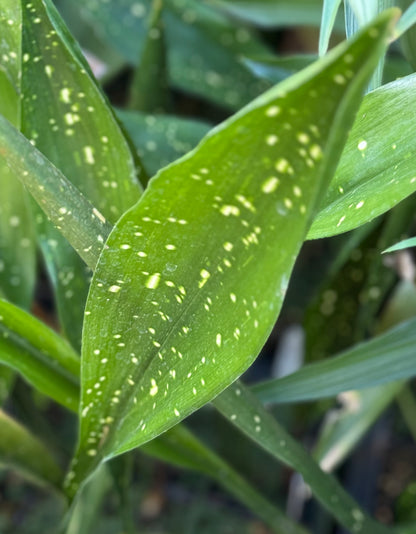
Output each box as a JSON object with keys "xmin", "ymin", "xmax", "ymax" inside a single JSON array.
[
  {"xmin": 398, "ymin": 0, "xmax": 416, "ymax": 69},
  {"xmin": 118, "ymin": 110, "xmax": 211, "ymax": 177},
  {"xmin": 128, "ymin": 0, "xmax": 169, "ymax": 113},
  {"xmin": 214, "ymin": 382, "xmax": 391, "ymax": 534},
  {"xmin": 0, "ymin": 115, "xmax": 113, "ymax": 273},
  {"xmin": 19, "ymin": 0, "xmax": 143, "ymax": 348},
  {"xmin": 0, "ymin": 299, "xmax": 303, "ymax": 533},
  {"xmin": 309, "ymin": 73, "xmax": 416, "ymax": 239},
  {"xmin": 210, "ymin": 0, "xmax": 327, "ymax": 28},
  {"xmin": 66, "ymin": 11, "xmax": 398, "ymax": 496},
  {"xmin": 0, "ymin": 298, "xmax": 80, "ymax": 412},
  {"xmin": 70, "ymin": 0, "xmax": 271, "ymax": 110},
  {"xmin": 397, "ymin": 1, "xmax": 416, "ymax": 35},
  {"xmin": 243, "ymin": 54, "xmax": 317, "ymax": 83},
  {"xmin": 0, "ymin": 3, "xmax": 37, "ymax": 309},
  {"xmin": 142, "ymin": 424, "xmax": 310, "ymax": 534},
  {"xmin": 253, "ymin": 317, "xmax": 416, "ymax": 404},
  {"xmin": 383, "ymin": 236, "xmax": 416, "ymax": 253},
  {"xmin": 313, "ymin": 382, "xmax": 402, "ymax": 471},
  {"xmin": 0, "ymin": 409, "xmax": 63, "ymax": 489},
  {"xmin": 319, "ymin": 0, "xmax": 343, "ymax": 56}
]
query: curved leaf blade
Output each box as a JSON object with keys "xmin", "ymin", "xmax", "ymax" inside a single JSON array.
[
  {"xmin": 66, "ymin": 12, "xmax": 397, "ymax": 496},
  {"xmin": 253, "ymin": 317, "xmax": 416, "ymax": 404}
]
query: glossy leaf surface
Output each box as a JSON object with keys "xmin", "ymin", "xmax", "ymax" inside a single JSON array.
[
  {"xmin": 253, "ymin": 317, "xmax": 416, "ymax": 404},
  {"xmin": 309, "ymin": 74, "xmax": 416, "ymax": 238},
  {"xmin": 0, "ymin": 409, "xmax": 62, "ymax": 489},
  {"xmin": 67, "ymin": 13, "xmax": 397, "ymax": 496},
  {"xmin": 319, "ymin": 0, "xmax": 343, "ymax": 55},
  {"xmin": 383, "ymin": 236, "xmax": 416, "ymax": 253}
]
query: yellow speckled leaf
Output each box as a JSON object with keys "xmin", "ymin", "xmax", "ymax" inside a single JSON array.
[{"xmin": 66, "ymin": 11, "xmax": 397, "ymax": 496}]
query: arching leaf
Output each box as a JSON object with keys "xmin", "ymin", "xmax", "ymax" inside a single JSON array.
[{"xmin": 66, "ymin": 11, "xmax": 397, "ymax": 496}]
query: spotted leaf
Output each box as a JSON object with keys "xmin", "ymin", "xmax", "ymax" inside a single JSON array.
[
  {"xmin": 0, "ymin": 2, "xmax": 36, "ymax": 309},
  {"xmin": 309, "ymin": 73, "xmax": 416, "ymax": 238},
  {"xmin": 66, "ymin": 11, "xmax": 397, "ymax": 496},
  {"xmin": 19, "ymin": 0, "xmax": 143, "ymax": 348}
]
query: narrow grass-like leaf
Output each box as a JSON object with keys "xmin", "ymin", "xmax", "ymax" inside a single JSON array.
[
  {"xmin": 118, "ymin": 110, "xmax": 211, "ymax": 177},
  {"xmin": 0, "ymin": 299, "xmax": 80, "ymax": 411},
  {"xmin": 313, "ymin": 382, "xmax": 402, "ymax": 472},
  {"xmin": 0, "ymin": 3, "xmax": 36, "ymax": 309},
  {"xmin": 0, "ymin": 409, "xmax": 63, "ymax": 489},
  {"xmin": 128, "ymin": 0, "xmax": 169, "ymax": 113},
  {"xmin": 397, "ymin": 1, "xmax": 416, "ymax": 35},
  {"xmin": 383, "ymin": 236, "xmax": 416, "ymax": 253},
  {"xmin": 253, "ymin": 317, "xmax": 416, "ymax": 404},
  {"xmin": 0, "ymin": 115, "xmax": 112, "ymax": 272},
  {"xmin": 214, "ymin": 383, "xmax": 391, "ymax": 534},
  {"xmin": 319, "ymin": 0, "xmax": 343, "ymax": 56},
  {"xmin": 243, "ymin": 54, "xmax": 317, "ymax": 83},
  {"xmin": 20, "ymin": 0, "xmax": 142, "ymax": 347},
  {"xmin": 66, "ymin": 12, "xmax": 398, "ymax": 496},
  {"xmin": 309, "ymin": 74, "xmax": 416, "ymax": 239}
]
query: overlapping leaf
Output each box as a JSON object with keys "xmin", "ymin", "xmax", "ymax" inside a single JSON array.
[
  {"xmin": 309, "ymin": 73, "xmax": 416, "ymax": 238},
  {"xmin": 18, "ymin": 0, "xmax": 142, "ymax": 348},
  {"xmin": 0, "ymin": 2, "xmax": 36, "ymax": 309},
  {"xmin": 65, "ymin": 12, "xmax": 397, "ymax": 496},
  {"xmin": 0, "ymin": 299, "xmax": 79, "ymax": 411},
  {"xmin": 253, "ymin": 316, "xmax": 416, "ymax": 404}
]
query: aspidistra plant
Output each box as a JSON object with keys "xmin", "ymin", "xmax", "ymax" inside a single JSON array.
[{"xmin": 0, "ymin": 1, "xmax": 413, "ymax": 533}]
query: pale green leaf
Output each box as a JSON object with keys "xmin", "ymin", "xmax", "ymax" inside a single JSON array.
[
  {"xmin": 319, "ymin": 0, "xmax": 343, "ymax": 56},
  {"xmin": 253, "ymin": 317, "xmax": 416, "ymax": 404},
  {"xmin": 309, "ymin": 74, "xmax": 416, "ymax": 239},
  {"xmin": 0, "ymin": 298, "xmax": 80, "ymax": 411},
  {"xmin": 0, "ymin": 409, "xmax": 63, "ymax": 489},
  {"xmin": 396, "ymin": 0, "xmax": 416, "ymax": 35},
  {"xmin": 313, "ymin": 383, "xmax": 402, "ymax": 472},
  {"xmin": 214, "ymin": 382, "xmax": 391, "ymax": 534},
  {"xmin": 383, "ymin": 236, "xmax": 416, "ymax": 253},
  {"xmin": 66, "ymin": 11, "xmax": 397, "ymax": 496}
]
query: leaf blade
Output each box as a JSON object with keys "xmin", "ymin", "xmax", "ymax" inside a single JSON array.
[{"xmin": 67, "ymin": 11, "xmax": 398, "ymax": 496}]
